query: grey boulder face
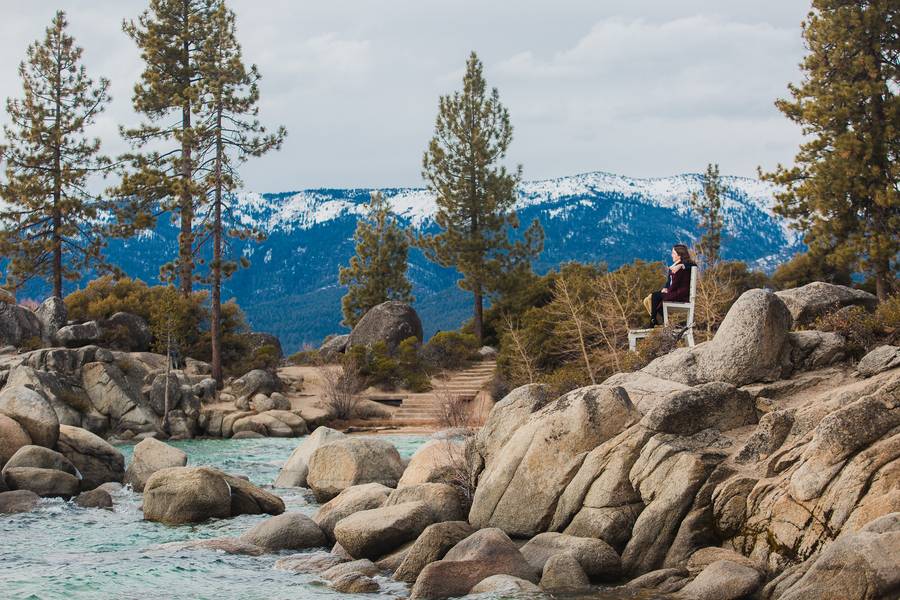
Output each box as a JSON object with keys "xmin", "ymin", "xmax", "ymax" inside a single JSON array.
[
  {"xmin": 0, "ymin": 385, "xmax": 60, "ymax": 449},
  {"xmin": 75, "ymin": 488, "xmax": 113, "ymax": 509},
  {"xmin": 775, "ymin": 281, "xmax": 878, "ymax": 326},
  {"xmin": 642, "ymin": 288, "xmax": 793, "ymax": 387},
  {"xmin": 0, "ymin": 301, "xmax": 43, "ymax": 348},
  {"xmin": 35, "ymin": 297, "xmax": 67, "ymax": 344},
  {"xmin": 244, "ymin": 332, "xmax": 284, "ymax": 359},
  {"xmin": 124, "ymin": 438, "xmax": 187, "ymax": 492},
  {"xmin": 103, "ymin": 312, "xmax": 152, "ymax": 352},
  {"xmin": 409, "ymin": 528, "xmax": 540, "ymax": 600},
  {"xmin": 519, "ymin": 532, "xmax": 621, "ymax": 581},
  {"xmin": 313, "ymin": 482, "xmax": 392, "ymax": 543},
  {"xmin": 0, "ymin": 414, "xmax": 32, "ymax": 469},
  {"xmin": 679, "ymin": 559, "xmax": 764, "ymax": 600},
  {"xmin": 239, "ymin": 512, "xmax": 327, "ymax": 551},
  {"xmin": 640, "ymin": 382, "xmax": 757, "ymax": 436},
  {"xmin": 56, "ymin": 321, "xmax": 103, "ymax": 348},
  {"xmin": 333, "ymin": 500, "xmax": 435, "ymax": 559},
  {"xmin": 858, "ymin": 345, "xmax": 900, "ymax": 377},
  {"xmin": 56, "ymin": 425, "xmax": 125, "ymax": 491},
  {"xmin": 230, "ymin": 369, "xmax": 278, "ymax": 403},
  {"xmin": 306, "ymin": 437, "xmax": 405, "ymax": 502},
  {"xmin": 319, "ymin": 334, "xmax": 350, "ymax": 359},
  {"xmin": 469, "ymin": 385, "xmax": 641, "ymax": 537},
  {"xmin": 0, "ymin": 489, "xmax": 41, "ymax": 514},
  {"xmin": 274, "ymin": 426, "xmax": 345, "ymax": 488},
  {"xmin": 2, "ymin": 445, "xmax": 78, "ymax": 477},
  {"xmin": 393, "ymin": 521, "xmax": 475, "ymax": 584},
  {"xmin": 347, "ymin": 301, "xmax": 423, "ymax": 353},
  {"xmin": 3, "ymin": 466, "xmax": 80, "ymax": 498}
]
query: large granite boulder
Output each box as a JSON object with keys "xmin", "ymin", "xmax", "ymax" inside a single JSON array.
[
  {"xmin": 103, "ymin": 312, "xmax": 152, "ymax": 352},
  {"xmin": 244, "ymin": 332, "xmax": 283, "ymax": 359},
  {"xmin": 275, "ymin": 426, "xmax": 345, "ymax": 488},
  {"xmin": 0, "ymin": 302, "xmax": 42, "ymax": 348},
  {"xmin": 0, "ymin": 489, "xmax": 41, "ymax": 514},
  {"xmin": 313, "ymin": 482, "xmax": 392, "ymax": 542},
  {"xmin": 143, "ymin": 466, "xmax": 284, "ymax": 524},
  {"xmin": 409, "ymin": 528, "xmax": 540, "ymax": 600},
  {"xmin": 347, "ymin": 301, "xmax": 423, "ymax": 353},
  {"xmin": 640, "ymin": 382, "xmax": 757, "ymax": 435},
  {"xmin": 124, "ymin": 438, "xmax": 187, "ymax": 492},
  {"xmin": 5, "ymin": 366, "xmax": 95, "ymax": 432},
  {"xmin": 0, "ymin": 414, "xmax": 31, "ymax": 469},
  {"xmin": 56, "ymin": 321, "xmax": 103, "ymax": 348},
  {"xmin": 473, "ymin": 383, "xmax": 553, "ymax": 471},
  {"xmin": 0, "ymin": 385, "xmax": 59, "ymax": 449},
  {"xmin": 56, "ymin": 425, "xmax": 125, "ymax": 490},
  {"xmin": 398, "ymin": 439, "xmax": 465, "ymax": 488},
  {"xmin": 858, "ymin": 345, "xmax": 900, "ymax": 378},
  {"xmin": 540, "ymin": 552, "xmax": 590, "ymax": 592},
  {"xmin": 519, "ymin": 532, "xmax": 621, "ymax": 581},
  {"xmin": 81, "ymin": 362, "xmax": 159, "ymax": 435},
  {"xmin": 774, "ymin": 512, "xmax": 900, "ymax": 600},
  {"xmin": 3, "ymin": 466, "xmax": 79, "ymax": 499},
  {"xmin": 319, "ymin": 334, "xmax": 350, "ymax": 359},
  {"xmin": 2, "ymin": 445, "xmax": 78, "ymax": 477},
  {"xmin": 230, "ymin": 369, "xmax": 278, "ymax": 403},
  {"xmin": 679, "ymin": 559, "xmax": 764, "ymax": 600},
  {"xmin": 470, "ymin": 575, "xmax": 541, "ymax": 594},
  {"xmin": 383, "ymin": 482, "xmax": 464, "ymax": 523},
  {"xmin": 776, "ymin": 282, "xmax": 878, "ymax": 326},
  {"xmin": 469, "ymin": 385, "xmax": 641, "ymax": 537},
  {"xmin": 240, "ymin": 512, "xmax": 326, "ymax": 551},
  {"xmin": 35, "ymin": 297, "xmax": 67, "ymax": 344},
  {"xmin": 307, "ymin": 437, "xmax": 405, "ymax": 502},
  {"xmin": 643, "ymin": 288, "xmax": 793, "ymax": 386},
  {"xmin": 394, "ymin": 521, "xmax": 475, "ymax": 583},
  {"xmin": 333, "ymin": 500, "xmax": 434, "ymax": 559}
]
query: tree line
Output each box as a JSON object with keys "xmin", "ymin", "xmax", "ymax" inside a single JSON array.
[{"xmin": 1, "ymin": 0, "xmax": 897, "ymax": 386}]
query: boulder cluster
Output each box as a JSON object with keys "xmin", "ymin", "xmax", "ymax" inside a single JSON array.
[{"xmin": 228, "ymin": 283, "xmax": 896, "ymax": 599}]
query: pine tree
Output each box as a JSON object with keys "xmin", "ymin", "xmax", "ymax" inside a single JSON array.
[
  {"xmin": 761, "ymin": 0, "xmax": 899, "ymax": 299},
  {"xmin": 0, "ymin": 11, "xmax": 112, "ymax": 298},
  {"xmin": 114, "ymin": 0, "xmax": 215, "ymax": 297},
  {"xmin": 197, "ymin": 1, "xmax": 285, "ymax": 384},
  {"xmin": 419, "ymin": 52, "xmax": 543, "ymax": 343},
  {"xmin": 690, "ymin": 163, "xmax": 724, "ymax": 263},
  {"xmin": 339, "ymin": 191, "xmax": 413, "ymax": 327}
]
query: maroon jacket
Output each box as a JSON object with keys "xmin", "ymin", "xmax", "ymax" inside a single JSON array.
[{"xmin": 662, "ymin": 263, "xmax": 695, "ymax": 302}]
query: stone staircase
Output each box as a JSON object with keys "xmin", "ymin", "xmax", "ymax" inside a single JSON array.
[{"xmin": 379, "ymin": 360, "xmax": 496, "ymax": 422}]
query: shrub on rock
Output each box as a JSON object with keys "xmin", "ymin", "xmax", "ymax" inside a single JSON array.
[{"xmin": 307, "ymin": 437, "xmax": 404, "ymax": 502}]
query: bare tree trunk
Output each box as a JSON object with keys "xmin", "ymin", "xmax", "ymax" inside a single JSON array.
[
  {"xmin": 473, "ymin": 285, "xmax": 484, "ymax": 345},
  {"xmin": 52, "ymin": 45, "xmax": 63, "ymax": 299},
  {"xmin": 211, "ymin": 105, "xmax": 224, "ymax": 386},
  {"xmin": 163, "ymin": 330, "xmax": 171, "ymax": 434}
]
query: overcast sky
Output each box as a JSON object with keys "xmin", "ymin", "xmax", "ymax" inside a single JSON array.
[{"xmin": 0, "ymin": 1, "xmax": 811, "ymax": 192}]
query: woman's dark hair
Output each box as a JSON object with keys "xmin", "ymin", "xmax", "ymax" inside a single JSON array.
[{"xmin": 673, "ymin": 244, "xmax": 693, "ymax": 264}]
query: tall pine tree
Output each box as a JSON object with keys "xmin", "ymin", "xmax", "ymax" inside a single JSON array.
[
  {"xmin": 690, "ymin": 163, "xmax": 724, "ymax": 263},
  {"xmin": 761, "ymin": 0, "xmax": 899, "ymax": 299},
  {"xmin": 419, "ymin": 52, "xmax": 543, "ymax": 343},
  {"xmin": 0, "ymin": 11, "xmax": 112, "ymax": 298},
  {"xmin": 114, "ymin": 0, "xmax": 215, "ymax": 297},
  {"xmin": 198, "ymin": 1, "xmax": 285, "ymax": 384},
  {"xmin": 339, "ymin": 191, "xmax": 413, "ymax": 327}
]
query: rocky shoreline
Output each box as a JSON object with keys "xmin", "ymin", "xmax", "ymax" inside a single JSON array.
[{"xmin": 1, "ymin": 282, "xmax": 899, "ymax": 599}]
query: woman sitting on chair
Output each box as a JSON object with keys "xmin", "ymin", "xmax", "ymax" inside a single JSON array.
[{"xmin": 644, "ymin": 244, "xmax": 696, "ymax": 328}]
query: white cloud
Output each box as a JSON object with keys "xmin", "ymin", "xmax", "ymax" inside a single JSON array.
[{"xmin": 0, "ymin": 1, "xmax": 811, "ymax": 191}]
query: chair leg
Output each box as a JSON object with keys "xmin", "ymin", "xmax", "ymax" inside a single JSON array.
[
  {"xmin": 685, "ymin": 329, "xmax": 695, "ymax": 347},
  {"xmin": 629, "ymin": 333, "xmax": 636, "ymax": 351},
  {"xmin": 662, "ymin": 305, "xmax": 669, "ymax": 326}
]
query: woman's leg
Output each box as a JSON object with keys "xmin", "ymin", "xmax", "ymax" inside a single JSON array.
[{"xmin": 650, "ymin": 291, "xmax": 664, "ymax": 325}]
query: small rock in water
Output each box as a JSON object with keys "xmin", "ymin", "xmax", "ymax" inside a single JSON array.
[
  {"xmin": 274, "ymin": 551, "xmax": 346, "ymax": 573},
  {"xmin": 0, "ymin": 490, "xmax": 40, "ymax": 514},
  {"xmin": 232, "ymin": 430, "xmax": 265, "ymax": 439},
  {"xmin": 75, "ymin": 488, "xmax": 113, "ymax": 509},
  {"xmin": 328, "ymin": 572, "xmax": 379, "ymax": 594}
]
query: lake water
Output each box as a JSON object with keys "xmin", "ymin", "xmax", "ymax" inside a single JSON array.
[{"xmin": 0, "ymin": 435, "xmax": 660, "ymax": 600}]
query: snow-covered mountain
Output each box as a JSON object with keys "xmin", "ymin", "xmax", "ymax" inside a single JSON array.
[{"xmin": 21, "ymin": 171, "xmax": 804, "ymax": 352}]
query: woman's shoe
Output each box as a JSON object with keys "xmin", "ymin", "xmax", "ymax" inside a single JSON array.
[{"xmin": 645, "ymin": 321, "xmax": 658, "ymax": 329}]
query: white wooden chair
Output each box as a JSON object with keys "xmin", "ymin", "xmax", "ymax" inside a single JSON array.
[
  {"xmin": 662, "ymin": 266, "xmax": 698, "ymax": 347},
  {"xmin": 628, "ymin": 266, "xmax": 699, "ymax": 351}
]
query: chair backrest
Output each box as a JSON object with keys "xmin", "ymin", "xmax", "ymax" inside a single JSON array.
[{"xmin": 688, "ymin": 266, "xmax": 699, "ymax": 304}]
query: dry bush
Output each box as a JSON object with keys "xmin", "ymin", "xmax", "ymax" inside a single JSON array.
[
  {"xmin": 622, "ymin": 325, "xmax": 683, "ymax": 371},
  {"xmin": 433, "ymin": 384, "xmax": 474, "ymax": 430},
  {"xmin": 426, "ymin": 436, "xmax": 478, "ymax": 510},
  {"xmin": 693, "ymin": 258, "xmax": 738, "ymax": 340},
  {"xmin": 500, "ymin": 313, "xmax": 537, "ymax": 384},
  {"xmin": 546, "ymin": 275, "xmax": 602, "ymax": 384},
  {"xmin": 317, "ymin": 364, "xmax": 362, "ymax": 420}
]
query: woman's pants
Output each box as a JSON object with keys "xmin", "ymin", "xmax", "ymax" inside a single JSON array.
[{"xmin": 644, "ymin": 292, "xmax": 664, "ymax": 324}]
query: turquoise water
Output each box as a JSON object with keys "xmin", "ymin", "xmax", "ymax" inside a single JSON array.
[
  {"xmin": 0, "ymin": 436, "xmax": 424, "ymax": 600},
  {"xmin": 1, "ymin": 435, "xmax": 660, "ymax": 600}
]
